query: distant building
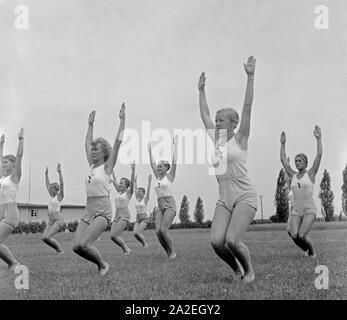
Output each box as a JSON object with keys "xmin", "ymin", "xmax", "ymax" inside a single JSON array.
[{"xmin": 17, "ymin": 203, "xmax": 85, "ymax": 224}]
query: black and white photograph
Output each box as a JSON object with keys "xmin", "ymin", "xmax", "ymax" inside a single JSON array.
[{"xmin": 0, "ymin": 0, "xmax": 346, "ymax": 303}]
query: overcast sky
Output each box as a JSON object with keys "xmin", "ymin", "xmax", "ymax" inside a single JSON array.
[{"xmin": 1, "ymin": 0, "xmax": 346, "ymax": 221}]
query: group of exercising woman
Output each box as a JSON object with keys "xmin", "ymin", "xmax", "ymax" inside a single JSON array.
[{"xmin": 0, "ymin": 56, "xmax": 323, "ymax": 283}]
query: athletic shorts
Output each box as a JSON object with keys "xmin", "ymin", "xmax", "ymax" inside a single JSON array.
[
  {"xmin": 81, "ymin": 196, "xmax": 112, "ymax": 226},
  {"xmin": 0, "ymin": 202, "xmax": 20, "ymax": 229},
  {"xmin": 113, "ymin": 208, "xmax": 131, "ymax": 224},
  {"xmin": 290, "ymin": 206, "xmax": 317, "ymax": 218},
  {"xmin": 216, "ymin": 176, "xmax": 258, "ymax": 213},
  {"xmin": 157, "ymin": 196, "xmax": 176, "ymax": 216},
  {"xmin": 136, "ymin": 213, "xmax": 149, "ymax": 224}
]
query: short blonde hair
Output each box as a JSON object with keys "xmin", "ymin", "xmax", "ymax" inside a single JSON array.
[
  {"xmin": 216, "ymin": 108, "xmax": 239, "ymax": 126},
  {"xmin": 91, "ymin": 138, "xmax": 111, "ymax": 161}
]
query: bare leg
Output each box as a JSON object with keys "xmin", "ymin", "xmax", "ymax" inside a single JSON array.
[
  {"xmin": 159, "ymin": 208, "xmax": 176, "ymax": 259},
  {"xmin": 133, "ymin": 222, "xmax": 148, "ymax": 248},
  {"xmin": 110, "ymin": 220, "xmax": 131, "ymax": 254},
  {"xmin": 225, "ymin": 204, "xmax": 256, "ymax": 283},
  {"xmin": 211, "ymin": 206, "xmax": 243, "ymax": 276},
  {"xmin": 0, "ymin": 222, "xmax": 20, "ymax": 269},
  {"xmin": 298, "ymin": 214, "xmax": 316, "ymax": 257},
  {"xmin": 72, "ymin": 217, "xmax": 109, "ymax": 275},
  {"xmin": 42, "ymin": 222, "xmax": 63, "ymax": 253},
  {"xmin": 155, "ymin": 210, "xmax": 168, "ymax": 254},
  {"xmin": 287, "ymin": 215, "xmax": 309, "ymax": 252}
]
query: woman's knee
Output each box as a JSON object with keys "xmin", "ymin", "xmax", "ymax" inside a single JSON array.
[
  {"xmin": 225, "ymin": 234, "xmax": 240, "ymax": 249},
  {"xmin": 210, "ymin": 233, "xmax": 225, "ymax": 251},
  {"xmin": 298, "ymin": 232, "xmax": 307, "ymax": 240},
  {"xmin": 73, "ymin": 240, "xmax": 88, "ymax": 252},
  {"xmin": 288, "ymin": 230, "xmax": 298, "ymax": 238},
  {"xmin": 41, "ymin": 234, "xmax": 50, "ymax": 242}
]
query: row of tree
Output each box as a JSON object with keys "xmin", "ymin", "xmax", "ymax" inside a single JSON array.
[{"xmin": 274, "ymin": 164, "xmax": 347, "ymax": 222}]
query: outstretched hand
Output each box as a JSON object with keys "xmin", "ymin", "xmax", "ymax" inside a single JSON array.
[
  {"xmin": 313, "ymin": 125, "xmax": 321, "ymax": 139},
  {"xmin": 148, "ymin": 174, "xmax": 152, "ymax": 182},
  {"xmin": 280, "ymin": 131, "xmax": 286, "ymax": 144},
  {"xmin": 88, "ymin": 111, "xmax": 96, "ymax": 125},
  {"xmin": 198, "ymin": 72, "xmax": 206, "ymax": 91},
  {"xmin": 0, "ymin": 134, "xmax": 4, "ymax": 145},
  {"xmin": 147, "ymin": 142, "xmax": 152, "ymax": 153},
  {"xmin": 57, "ymin": 163, "xmax": 61, "ymax": 172},
  {"xmin": 131, "ymin": 160, "xmax": 136, "ymax": 169},
  {"xmin": 244, "ymin": 56, "xmax": 256, "ymax": 75},
  {"xmin": 18, "ymin": 128, "xmax": 24, "ymax": 140},
  {"xmin": 45, "ymin": 167, "xmax": 48, "ymax": 175},
  {"xmin": 119, "ymin": 103, "xmax": 126, "ymax": 120}
]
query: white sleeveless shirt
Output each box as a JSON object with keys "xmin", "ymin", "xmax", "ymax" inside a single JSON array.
[
  {"xmin": 48, "ymin": 196, "xmax": 61, "ymax": 213},
  {"xmin": 0, "ymin": 175, "xmax": 19, "ymax": 205},
  {"xmin": 85, "ymin": 164, "xmax": 111, "ymax": 197},
  {"xmin": 135, "ymin": 198, "xmax": 147, "ymax": 214},
  {"xmin": 154, "ymin": 176, "xmax": 173, "ymax": 198},
  {"xmin": 115, "ymin": 191, "xmax": 130, "ymax": 209}
]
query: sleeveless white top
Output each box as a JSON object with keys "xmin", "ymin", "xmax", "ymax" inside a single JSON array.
[
  {"xmin": 214, "ymin": 137, "xmax": 249, "ymax": 179},
  {"xmin": 48, "ymin": 196, "xmax": 61, "ymax": 213},
  {"xmin": 135, "ymin": 198, "xmax": 147, "ymax": 214},
  {"xmin": 0, "ymin": 175, "xmax": 19, "ymax": 205},
  {"xmin": 291, "ymin": 172, "xmax": 315, "ymax": 207},
  {"xmin": 85, "ymin": 164, "xmax": 111, "ymax": 197},
  {"xmin": 155, "ymin": 176, "xmax": 173, "ymax": 198},
  {"xmin": 115, "ymin": 191, "xmax": 130, "ymax": 209}
]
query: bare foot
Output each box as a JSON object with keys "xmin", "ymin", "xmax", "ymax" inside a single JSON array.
[{"xmin": 99, "ymin": 262, "xmax": 110, "ymax": 276}]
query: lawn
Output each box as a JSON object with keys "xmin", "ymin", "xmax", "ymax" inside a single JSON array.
[{"xmin": 0, "ymin": 222, "xmax": 346, "ymax": 300}]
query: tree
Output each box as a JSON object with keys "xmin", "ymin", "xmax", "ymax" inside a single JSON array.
[
  {"xmin": 179, "ymin": 195, "xmax": 190, "ymax": 225},
  {"xmin": 342, "ymin": 163, "xmax": 347, "ymax": 216},
  {"xmin": 274, "ymin": 168, "xmax": 290, "ymax": 222},
  {"xmin": 194, "ymin": 197, "xmax": 204, "ymax": 224},
  {"xmin": 319, "ymin": 169, "xmax": 335, "ymax": 222}
]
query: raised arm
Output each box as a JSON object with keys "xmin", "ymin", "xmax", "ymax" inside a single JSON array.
[
  {"xmin": 45, "ymin": 167, "xmax": 51, "ymax": 193},
  {"xmin": 308, "ymin": 125, "xmax": 323, "ymax": 178},
  {"xmin": 57, "ymin": 163, "xmax": 64, "ymax": 201},
  {"xmin": 144, "ymin": 174, "xmax": 152, "ymax": 205},
  {"xmin": 112, "ymin": 171, "xmax": 121, "ymax": 192},
  {"xmin": 280, "ymin": 131, "xmax": 296, "ymax": 178},
  {"xmin": 237, "ymin": 56, "xmax": 256, "ymax": 142},
  {"xmin": 147, "ymin": 142, "xmax": 159, "ymax": 179},
  {"xmin": 198, "ymin": 72, "xmax": 215, "ymax": 143},
  {"xmin": 134, "ymin": 174, "xmax": 138, "ymax": 192},
  {"xmin": 0, "ymin": 134, "xmax": 4, "ymax": 177},
  {"xmin": 167, "ymin": 135, "xmax": 178, "ymax": 182},
  {"xmin": 105, "ymin": 103, "xmax": 125, "ymax": 175},
  {"xmin": 12, "ymin": 128, "xmax": 24, "ymax": 184},
  {"xmin": 127, "ymin": 161, "xmax": 136, "ymax": 198},
  {"xmin": 85, "ymin": 111, "xmax": 96, "ymax": 166}
]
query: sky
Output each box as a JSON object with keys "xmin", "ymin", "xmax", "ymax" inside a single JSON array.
[{"xmin": 0, "ymin": 0, "xmax": 347, "ymax": 222}]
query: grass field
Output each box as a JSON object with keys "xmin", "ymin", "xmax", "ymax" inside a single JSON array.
[{"xmin": 0, "ymin": 222, "xmax": 346, "ymax": 300}]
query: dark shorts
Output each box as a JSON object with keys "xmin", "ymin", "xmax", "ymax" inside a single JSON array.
[
  {"xmin": 81, "ymin": 196, "xmax": 112, "ymax": 226},
  {"xmin": 0, "ymin": 202, "xmax": 20, "ymax": 229}
]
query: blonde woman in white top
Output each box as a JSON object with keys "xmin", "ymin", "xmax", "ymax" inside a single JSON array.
[
  {"xmin": 72, "ymin": 105, "xmax": 125, "ymax": 276},
  {"xmin": 42, "ymin": 163, "xmax": 65, "ymax": 254},
  {"xmin": 148, "ymin": 135, "xmax": 178, "ymax": 259},
  {"xmin": 133, "ymin": 174, "xmax": 152, "ymax": 248},
  {"xmin": 0, "ymin": 129, "xmax": 24, "ymax": 271},
  {"xmin": 110, "ymin": 162, "xmax": 135, "ymax": 254},
  {"xmin": 280, "ymin": 126, "xmax": 322, "ymax": 258}
]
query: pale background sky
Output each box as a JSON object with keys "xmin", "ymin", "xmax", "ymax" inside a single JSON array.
[{"xmin": 0, "ymin": 0, "xmax": 346, "ymax": 222}]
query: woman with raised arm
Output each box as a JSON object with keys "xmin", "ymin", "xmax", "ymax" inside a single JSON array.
[
  {"xmin": 147, "ymin": 135, "xmax": 178, "ymax": 259},
  {"xmin": 198, "ymin": 56, "xmax": 258, "ymax": 284},
  {"xmin": 280, "ymin": 126, "xmax": 322, "ymax": 258},
  {"xmin": 0, "ymin": 129, "xmax": 24, "ymax": 271},
  {"xmin": 133, "ymin": 174, "xmax": 152, "ymax": 248},
  {"xmin": 73, "ymin": 104, "xmax": 125, "ymax": 276},
  {"xmin": 110, "ymin": 162, "xmax": 135, "ymax": 254},
  {"xmin": 42, "ymin": 163, "xmax": 65, "ymax": 254}
]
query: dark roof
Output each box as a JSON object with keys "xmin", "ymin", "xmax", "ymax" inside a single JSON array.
[{"xmin": 17, "ymin": 203, "xmax": 85, "ymax": 209}]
